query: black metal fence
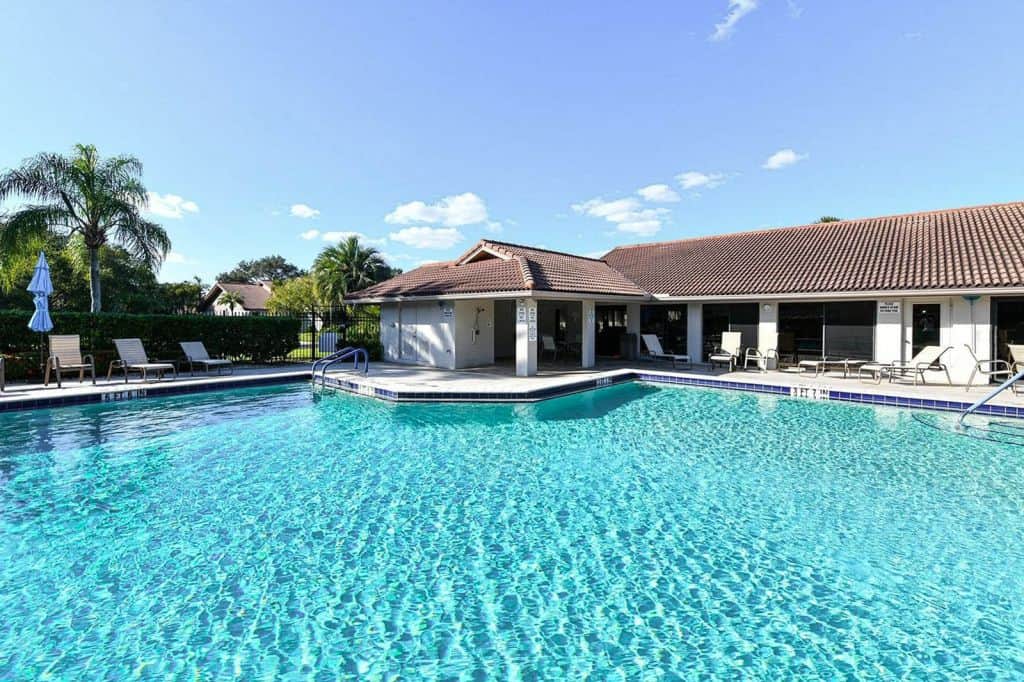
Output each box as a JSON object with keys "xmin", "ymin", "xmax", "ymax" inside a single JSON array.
[{"xmin": 203, "ymin": 305, "xmax": 381, "ymax": 363}]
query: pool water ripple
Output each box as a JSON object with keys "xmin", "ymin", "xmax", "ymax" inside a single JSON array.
[{"xmin": 1, "ymin": 382, "xmax": 1024, "ymax": 679}]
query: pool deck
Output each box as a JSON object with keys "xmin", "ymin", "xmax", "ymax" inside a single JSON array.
[
  {"xmin": 317, "ymin": 361, "xmax": 1024, "ymax": 418},
  {"xmin": 2, "ymin": 359, "xmax": 1022, "ymax": 419},
  {"xmin": 0, "ymin": 365, "xmax": 310, "ymax": 413}
]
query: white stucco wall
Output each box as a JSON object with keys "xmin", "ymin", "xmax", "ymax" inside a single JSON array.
[{"xmin": 454, "ymin": 300, "xmax": 495, "ymax": 368}]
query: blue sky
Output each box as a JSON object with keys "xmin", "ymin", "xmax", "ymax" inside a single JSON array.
[{"xmin": 3, "ymin": 1, "xmax": 1023, "ymax": 282}]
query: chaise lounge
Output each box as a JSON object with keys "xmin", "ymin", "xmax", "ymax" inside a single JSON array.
[
  {"xmin": 858, "ymin": 345, "xmax": 953, "ymax": 385},
  {"xmin": 180, "ymin": 341, "xmax": 234, "ymax": 376},
  {"xmin": 641, "ymin": 334, "xmax": 690, "ymax": 368},
  {"xmin": 108, "ymin": 338, "xmax": 178, "ymax": 383}
]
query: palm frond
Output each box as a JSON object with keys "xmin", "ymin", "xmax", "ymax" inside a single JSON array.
[{"xmin": 111, "ymin": 214, "xmax": 170, "ymax": 270}]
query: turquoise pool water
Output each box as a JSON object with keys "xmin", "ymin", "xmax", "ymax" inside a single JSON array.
[{"xmin": 2, "ymin": 383, "xmax": 1023, "ymax": 679}]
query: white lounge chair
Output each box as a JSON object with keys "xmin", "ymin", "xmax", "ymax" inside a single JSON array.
[
  {"xmin": 180, "ymin": 341, "xmax": 234, "ymax": 376},
  {"xmin": 45, "ymin": 334, "xmax": 96, "ymax": 388},
  {"xmin": 858, "ymin": 345, "xmax": 953, "ymax": 385},
  {"xmin": 964, "ymin": 344, "xmax": 1011, "ymax": 392},
  {"xmin": 709, "ymin": 331, "xmax": 742, "ymax": 372},
  {"xmin": 108, "ymin": 338, "xmax": 178, "ymax": 383},
  {"xmin": 744, "ymin": 333, "xmax": 778, "ymax": 373},
  {"xmin": 641, "ymin": 334, "xmax": 690, "ymax": 368}
]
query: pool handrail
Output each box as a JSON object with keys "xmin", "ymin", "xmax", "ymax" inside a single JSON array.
[
  {"xmin": 312, "ymin": 346, "xmax": 369, "ymax": 378},
  {"xmin": 958, "ymin": 366, "xmax": 1024, "ymax": 426}
]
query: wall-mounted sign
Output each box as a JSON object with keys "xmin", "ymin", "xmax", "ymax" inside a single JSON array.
[
  {"xmin": 878, "ymin": 302, "xmax": 900, "ymax": 315},
  {"xmin": 517, "ymin": 300, "xmax": 526, "ymax": 322},
  {"xmin": 528, "ymin": 306, "xmax": 537, "ymax": 323},
  {"xmin": 442, "ymin": 305, "xmax": 454, "ymax": 319}
]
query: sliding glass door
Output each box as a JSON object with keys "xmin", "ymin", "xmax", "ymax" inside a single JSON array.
[{"xmin": 779, "ymin": 301, "xmax": 875, "ymax": 361}]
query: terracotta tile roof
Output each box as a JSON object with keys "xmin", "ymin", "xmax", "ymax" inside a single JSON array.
[
  {"xmin": 602, "ymin": 202, "xmax": 1024, "ymax": 297},
  {"xmin": 347, "ymin": 240, "xmax": 647, "ymax": 300}
]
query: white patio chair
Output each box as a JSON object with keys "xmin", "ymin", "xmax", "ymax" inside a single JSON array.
[
  {"xmin": 709, "ymin": 331, "xmax": 742, "ymax": 372},
  {"xmin": 744, "ymin": 333, "xmax": 778, "ymax": 373},
  {"xmin": 964, "ymin": 344, "xmax": 1011, "ymax": 392},
  {"xmin": 540, "ymin": 335, "xmax": 559, "ymax": 362},
  {"xmin": 641, "ymin": 334, "xmax": 690, "ymax": 368}
]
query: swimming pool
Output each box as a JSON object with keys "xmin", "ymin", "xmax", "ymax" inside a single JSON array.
[{"xmin": 2, "ymin": 382, "xmax": 1023, "ymax": 678}]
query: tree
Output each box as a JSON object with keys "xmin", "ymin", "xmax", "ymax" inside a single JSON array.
[
  {"xmin": 0, "ymin": 144, "xmax": 170, "ymax": 312},
  {"xmin": 312, "ymin": 236, "xmax": 387, "ymax": 303},
  {"xmin": 818, "ymin": 216, "xmax": 842, "ymax": 223},
  {"xmin": 217, "ymin": 255, "xmax": 304, "ymax": 283},
  {"xmin": 158, "ymin": 278, "xmax": 205, "ymax": 313},
  {"xmin": 266, "ymin": 275, "xmax": 323, "ymax": 314},
  {"xmin": 218, "ymin": 290, "xmax": 245, "ymax": 312}
]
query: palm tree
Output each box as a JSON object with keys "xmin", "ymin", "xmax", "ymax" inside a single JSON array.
[
  {"xmin": 0, "ymin": 144, "xmax": 170, "ymax": 312},
  {"xmin": 218, "ymin": 290, "xmax": 245, "ymax": 313},
  {"xmin": 313, "ymin": 236, "xmax": 386, "ymax": 303}
]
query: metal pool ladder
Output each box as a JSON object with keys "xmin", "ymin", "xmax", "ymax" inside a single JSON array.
[{"xmin": 312, "ymin": 346, "xmax": 370, "ymax": 379}]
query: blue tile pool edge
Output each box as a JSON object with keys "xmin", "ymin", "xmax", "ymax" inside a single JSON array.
[{"xmin": 314, "ymin": 372, "xmax": 1024, "ymax": 419}]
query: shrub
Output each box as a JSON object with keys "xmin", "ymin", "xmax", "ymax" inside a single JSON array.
[{"xmin": 0, "ymin": 310, "xmax": 302, "ymax": 381}]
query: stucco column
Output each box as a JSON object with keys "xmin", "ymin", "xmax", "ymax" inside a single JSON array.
[
  {"xmin": 758, "ymin": 302, "xmax": 778, "ymax": 369},
  {"xmin": 687, "ymin": 303, "xmax": 703, "ymax": 363},
  {"xmin": 515, "ymin": 298, "xmax": 538, "ymax": 377},
  {"xmin": 581, "ymin": 300, "xmax": 596, "ymax": 368}
]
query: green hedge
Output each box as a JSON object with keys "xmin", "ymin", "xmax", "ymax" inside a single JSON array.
[{"xmin": 0, "ymin": 310, "xmax": 302, "ymax": 381}]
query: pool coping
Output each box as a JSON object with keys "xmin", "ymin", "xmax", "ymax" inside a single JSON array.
[
  {"xmin": 0, "ymin": 370, "xmax": 311, "ymax": 413},
  {"xmin": 314, "ymin": 369, "xmax": 1024, "ymax": 420}
]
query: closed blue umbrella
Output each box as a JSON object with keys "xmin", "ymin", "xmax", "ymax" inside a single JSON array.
[
  {"xmin": 27, "ymin": 252, "xmax": 54, "ymax": 379},
  {"xmin": 27, "ymin": 251, "xmax": 54, "ymax": 333}
]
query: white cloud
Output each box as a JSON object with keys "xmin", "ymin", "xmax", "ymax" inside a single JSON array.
[
  {"xmin": 762, "ymin": 148, "xmax": 808, "ymax": 170},
  {"xmin": 385, "ymin": 192, "xmax": 488, "ymax": 227},
  {"xmin": 165, "ymin": 250, "xmax": 190, "ymax": 264},
  {"xmin": 572, "ymin": 197, "xmax": 668, "ymax": 237},
  {"xmin": 290, "ymin": 203, "xmax": 320, "ymax": 219},
  {"xmin": 786, "ymin": 0, "xmax": 803, "ymax": 18},
  {"xmin": 637, "ymin": 184, "xmax": 681, "ymax": 203},
  {"xmin": 388, "ymin": 226, "xmax": 464, "ymax": 249},
  {"xmin": 300, "ymin": 229, "xmax": 320, "ymax": 240},
  {"xmin": 145, "ymin": 192, "xmax": 199, "ymax": 219},
  {"xmin": 485, "ymin": 220, "xmax": 503, "ymax": 233},
  {"xmin": 321, "ymin": 230, "xmax": 388, "ymax": 246},
  {"xmin": 710, "ymin": 0, "xmax": 759, "ymax": 41},
  {"xmin": 676, "ymin": 171, "xmax": 726, "ymax": 190}
]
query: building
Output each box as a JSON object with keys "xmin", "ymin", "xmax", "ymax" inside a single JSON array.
[
  {"xmin": 346, "ymin": 202, "xmax": 1024, "ymax": 384},
  {"xmin": 198, "ymin": 281, "xmax": 273, "ymax": 315}
]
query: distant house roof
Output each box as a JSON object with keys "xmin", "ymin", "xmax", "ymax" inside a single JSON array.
[
  {"xmin": 199, "ymin": 281, "xmax": 273, "ymax": 312},
  {"xmin": 346, "ymin": 240, "xmax": 648, "ymax": 300},
  {"xmin": 603, "ymin": 202, "xmax": 1024, "ymax": 297}
]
